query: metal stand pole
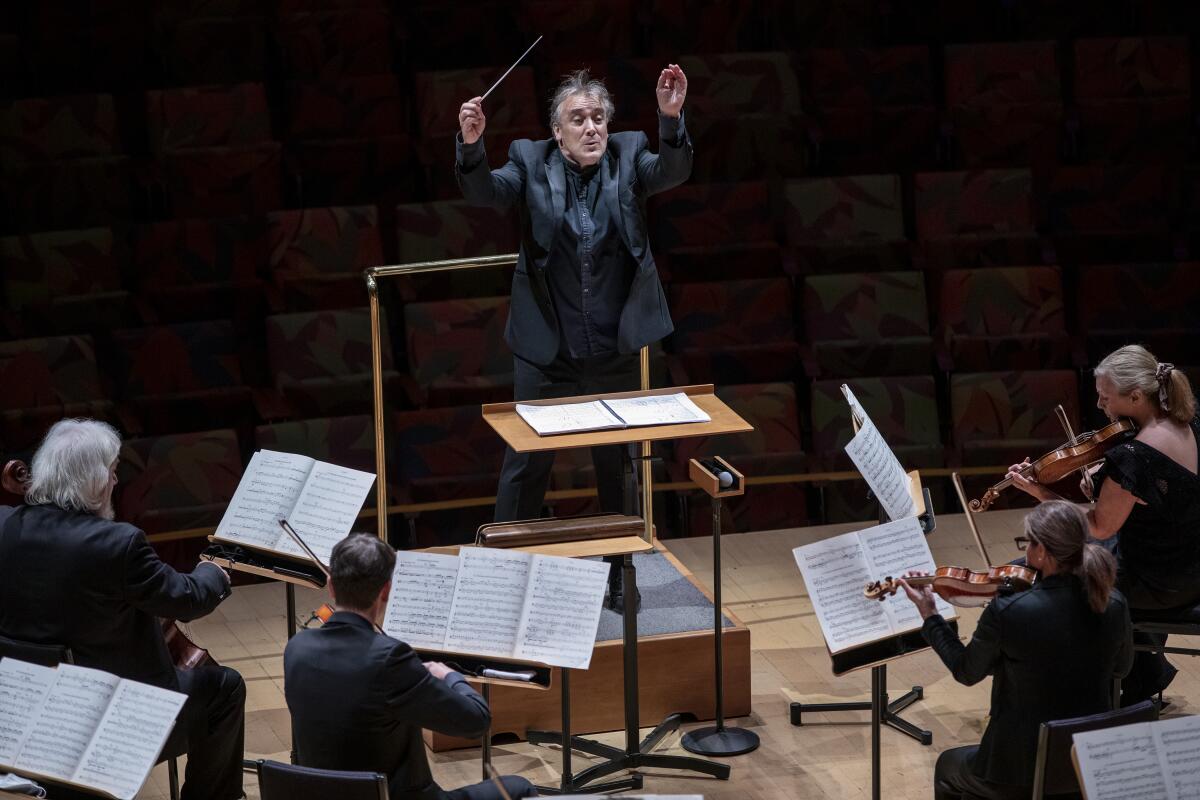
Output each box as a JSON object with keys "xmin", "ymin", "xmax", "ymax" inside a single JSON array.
[
  {"xmin": 286, "ymin": 583, "xmax": 297, "ymax": 639},
  {"xmin": 871, "ymin": 665, "xmax": 884, "ymax": 800},
  {"xmin": 481, "ymin": 683, "xmax": 491, "ymax": 782},
  {"xmin": 681, "ymin": 496, "xmax": 760, "ymax": 756}
]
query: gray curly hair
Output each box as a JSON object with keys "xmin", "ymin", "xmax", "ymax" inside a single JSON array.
[
  {"xmin": 25, "ymin": 418, "xmax": 121, "ymax": 519},
  {"xmin": 548, "ymin": 69, "xmax": 615, "ymax": 130}
]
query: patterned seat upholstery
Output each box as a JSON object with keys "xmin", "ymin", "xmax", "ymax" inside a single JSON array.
[
  {"xmin": 403, "ymin": 296, "xmax": 513, "ymax": 407},
  {"xmin": 667, "ymin": 278, "xmax": 801, "ymax": 385},
  {"xmin": 266, "ymin": 205, "xmax": 381, "ymax": 311},
  {"xmin": 518, "ymin": 0, "xmax": 634, "ymax": 62},
  {"xmin": 146, "ymin": 82, "xmax": 273, "ymax": 153},
  {"xmin": 914, "ymin": 168, "xmax": 1046, "ymax": 269},
  {"xmin": 803, "ymin": 271, "xmax": 933, "ymax": 378},
  {"xmin": 156, "ymin": 15, "xmax": 267, "ymax": 85},
  {"xmin": 0, "ymin": 94, "xmax": 119, "ymax": 165},
  {"xmin": 254, "ymin": 414, "xmax": 385, "ymax": 503},
  {"xmin": 1077, "ymin": 262, "xmax": 1200, "ymax": 364},
  {"xmin": 394, "ymin": 200, "xmax": 518, "ymax": 301},
  {"xmin": 1046, "ymin": 164, "xmax": 1177, "ymax": 264},
  {"xmin": 1, "ymin": 156, "xmax": 134, "ymax": 233},
  {"xmin": 286, "ymin": 74, "xmax": 408, "ymax": 140},
  {"xmin": 275, "ymin": 9, "xmax": 394, "ymax": 80},
  {"xmin": 783, "ymin": 174, "xmax": 910, "ymax": 274},
  {"xmin": 286, "ymin": 135, "xmax": 419, "ymax": 208},
  {"xmin": 936, "ymin": 266, "xmax": 1075, "ymax": 371},
  {"xmin": 163, "ymin": 144, "xmax": 283, "ymax": 219}
]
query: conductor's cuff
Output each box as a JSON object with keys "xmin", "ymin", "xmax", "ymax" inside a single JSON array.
[
  {"xmin": 456, "ymin": 132, "xmax": 486, "ymax": 172},
  {"xmin": 658, "ymin": 110, "xmax": 687, "ymax": 147}
]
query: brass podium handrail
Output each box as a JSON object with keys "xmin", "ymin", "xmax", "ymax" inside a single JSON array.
[{"xmin": 364, "ymin": 253, "xmax": 655, "ymax": 543}]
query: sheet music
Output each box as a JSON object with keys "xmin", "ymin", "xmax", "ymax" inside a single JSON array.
[
  {"xmin": 1157, "ymin": 715, "xmax": 1200, "ymax": 799},
  {"xmin": 444, "ymin": 547, "xmax": 532, "ymax": 657},
  {"xmin": 841, "ymin": 384, "xmax": 867, "ymax": 428},
  {"xmin": 859, "ymin": 517, "xmax": 955, "ymax": 632},
  {"xmin": 276, "ymin": 461, "xmax": 376, "ymax": 563},
  {"xmin": 214, "ymin": 450, "xmax": 313, "ymax": 551},
  {"xmin": 1075, "ymin": 723, "xmax": 1169, "ymax": 800},
  {"xmin": 844, "ymin": 415, "xmax": 916, "ymax": 521},
  {"xmin": 382, "ymin": 551, "xmax": 461, "ymax": 649},
  {"xmin": 515, "ymin": 555, "xmax": 609, "ymax": 669},
  {"xmin": 602, "ymin": 393, "xmax": 711, "ymax": 427},
  {"xmin": 14, "ymin": 665, "xmax": 118, "ymax": 782},
  {"xmin": 73, "ymin": 681, "xmax": 186, "ymax": 800},
  {"xmin": 515, "ymin": 400, "xmax": 626, "ymax": 436},
  {"xmin": 793, "ymin": 532, "xmax": 893, "ymax": 653},
  {"xmin": 0, "ymin": 659, "xmax": 56, "ymax": 765}
]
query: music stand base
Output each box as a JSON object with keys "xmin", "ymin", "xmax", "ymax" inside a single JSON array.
[
  {"xmin": 681, "ymin": 725, "xmax": 760, "ymax": 756},
  {"xmin": 789, "ymin": 685, "xmax": 932, "ymax": 746}
]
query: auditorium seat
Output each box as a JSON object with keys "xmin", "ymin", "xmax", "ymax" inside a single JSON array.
[
  {"xmin": 266, "ymin": 205, "xmax": 381, "ymax": 311},
  {"xmin": 810, "ymin": 375, "xmax": 945, "ymax": 521},
  {"xmin": 112, "ymin": 320, "xmax": 256, "ymax": 436},
  {"xmin": 672, "ymin": 381, "xmax": 809, "ymax": 536},
  {"xmin": 286, "ymin": 74, "xmax": 408, "ymax": 141},
  {"xmin": 1071, "ymin": 36, "xmax": 1191, "ymax": 164},
  {"xmin": 265, "ymin": 307, "xmax": 403, "ymax": 419},
  {"xmin": 645, "ymin": 0, "xmax": 760, "ymax": 57},
  {"xmin": 162, "ymin": 143, "xmax": 283, "ymax": 218},
  {"xmin": 944, "ymin": 41, "xmax": 1064, "ymax": 168},
  {"xmin": 402, "ymin": 296, "xmax": 513, "ymax": 407},
  {"xmin": 648, "ymin": 180, "xmax": 783, "ymax": 283},
  {"xmin": 146, "ymin": 82, "xmax": 273, "ymax": 153},
  {"xmin": 275, "ymin": 8, "xmax": 395, "ymax": 80},
  {"xmin": 0, "ymin": 335, "xmax": 116, "ymax": 453},
  {"xmin": 0, "ymin": 94, "xmax": 119, "ymax": 165},
  {"xmin": 1, "ymin": 156, "xmax": 135, "ymax": 234},
  {"xmin": 913, "ymin": 168, "xmax": 1046, "ymax": 269},
  {"xmin": 156, "ymin": 15, "xmax": 268, "ymax": 86},
  {"xmin": 783, "ymin": 174, "xmax": 909, "ymax": 274},
  {"xmin": 404, "ymin": 0, "xmax": 523, "ymax": 71},
  {"xmin": 936, "ymin": 266, "xmax": 1075, "ymax": 372},
  {"xmin": 519, "ymin": 0, "xmax": 634, "ymax": 63},
  {"xmin": 1077, "ymin": 262, "xmax": 1200, "ymax": 364},
  {"xmin": 115, "ymin": 428, "xmax": 243, "ymax": 571},
  {"xmin": 666, "ymin": 278, "xmax": 801, "ymax": 385},
  {"xmin": 394, "ymin": 200, "xmax": 518, "ymax": 301},
  {"xmin": 286, "ymin": 135, "xmax": 420, "ymax": 208},
  {"xmin": 1046, "ymin": 164, "xmax": 1177, "ymax": 264},
  {"xmin": 802, "ymin": 271, "xmax": 933, "ymax": 378},
  {"xmin": 0, "ymin": 226, "xmax": 133, "ymax": 336},
  {"xmin": 801, "ymin": 46, "xmax": 938, "ymax": 174}
]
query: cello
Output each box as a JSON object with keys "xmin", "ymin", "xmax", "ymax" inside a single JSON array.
[{"xmin": 2, "ymin": 458, "xmax": 216, "ymax": 669}]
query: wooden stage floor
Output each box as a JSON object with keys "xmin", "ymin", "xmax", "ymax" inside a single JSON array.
[{"xmin": 134, "ymin": 508, "xmax": 1200, "ymax": 799}]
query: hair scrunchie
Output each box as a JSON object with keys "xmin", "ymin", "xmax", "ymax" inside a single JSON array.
[{"xmin": 1156, "ymin": 361, "xmax": 1175, "ymax": 409}]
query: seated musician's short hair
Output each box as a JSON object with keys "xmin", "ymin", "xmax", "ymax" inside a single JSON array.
[
  {"xmin": 330, "ymin": 533, "xmax": 396, "ymax": 610},
  {"xmin": 25, "ymin": 418, "xmax": 121, "ymax": 516}
]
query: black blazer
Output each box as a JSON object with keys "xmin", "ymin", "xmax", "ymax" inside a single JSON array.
[
  {"xmin": 283, "ymin": 612, "xmax": 491, "ymax": 800},
  {"xmin": 0, "ymin": 504, "xmax": 229, "ymax": 689},
  {"xmin": 456, "ymin": 123, "xmax": 693, "ymax": 365},
  {"xmin": 923, "ymin": 573, "xmax": 1133, "ymax": 788}
]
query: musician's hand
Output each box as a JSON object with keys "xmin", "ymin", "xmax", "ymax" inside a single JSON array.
[
  {"xmin": 1006, "ymin": 459, "xmax": 1052, "ymax": 501},
  {"xmin": 424, "ymin": 661, "xmax": 454, "ymax": 681},
  {"xmin": 898, "ymin": 570, "xmax": 938, "ymax": 620},
  {"xmin": 198, "ymin": 559, "xmax": 231, "ymax": 587},
  {"xmin": 656, "ymin": 64, "xmax": 687, "ymax": 118},
  {"xmin": 458, "ymin": 96, "xmax": 486, "ymax": 145}
]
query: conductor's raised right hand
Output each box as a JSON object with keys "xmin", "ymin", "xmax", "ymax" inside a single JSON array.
[{"xmin": 459, "ymin": 96, "xmax": 486, "ymax": 145}]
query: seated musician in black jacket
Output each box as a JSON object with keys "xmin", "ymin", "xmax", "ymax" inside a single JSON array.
[
  {"xmin": 899, "ymin": 500, "xmax": 1133, "ymax": 800},
  {"xmin": 0, "ymin": 419, "xmax": 245, "ymax": 800},
  {"xmin": 283, "ymin": 533, "xmax": 537, "ymax": 800}
]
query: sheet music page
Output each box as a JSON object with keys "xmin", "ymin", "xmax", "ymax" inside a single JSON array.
[
  {"xmin": 382, "ymin": 551, "xmax": 461, "ymax": 649},
  {"xmin": 515, "ymin": 400, "xmax": 626, "ymax": 436},
  {"xmin": 275, "ymin": 461, "xmax": 376, "ymax": 564},
  {"xmin": 602, "ymin": 393, "xmax": 711, "ymax": 427},
  {"xmin": 840, "ymin": 383, "xmax": 867, "ymax": 429},
  {"xmin": 443, "ymin": 547, "xmax": 532, "ymax": 658},
  {"xmin": 1074, "ymin": 722, "xmax": 1168, "ymax": 800},
  {"xmin": 514, "ymin": 555, "xmax": 610, "ymax": 669},
  {"xmin": 844, "ymin": 415, "xmax": 916, "ymax": 521},
  {"xmin": 859, "ymin": 517, "xmax": 955, "ymax": 633},
  {"xmin": 1156, "ymin": 715, "xmax": 1200, "ymax": 799},
  {"xmin": 14, "ymin": 664, "xmax": 119, "ymax": 782},
  {"xmin": 0, "ymin": 659, "xmax": 57, "ymax": 766},
  {"xmin": 72, "ymin": 681, "xmax": 187, "ymax": 800},
  {"xmin": 793, "ymin": 532, "xmax": 894, "ymax": 654},
  {"xmin": 213, "ymin": 450, "xmax": 314, "ymax": 552}
]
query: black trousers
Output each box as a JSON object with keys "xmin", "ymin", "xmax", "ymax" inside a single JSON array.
[
  {"xmin": 495, "ymin": 352, "xmax": 640, "ymax": 523},
  {"xmin": 1116, "ymin": 568, "xmax": 1200, "ymax": 704},
  {"xmin": 933, "ymin": 746, "xmax": 1029, "ymax": 800},
  {"xmin": 166, "ymin": 664, "xmax": 247, "ymax": 800},
  {"xmin": 444, "ymin": 775, "xmax": 537, "ymax": 800}
]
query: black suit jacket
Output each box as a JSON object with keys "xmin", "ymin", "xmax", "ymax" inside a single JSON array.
[
  {"xmin": 456, "ymin": 120, "xmax": 693, "ymax": 365},
  {"xmin": 0, "ymin": 504, "xmax": 229, "ymax": 689},
  {"xmin": 283, "ymin": 611, "xmax": 491, "ymax": 800},
  {"xmin": 923, "ymin": 573, "xmax": 1133, "ymax": 788}
]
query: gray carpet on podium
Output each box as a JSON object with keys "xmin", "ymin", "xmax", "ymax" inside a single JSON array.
[{"xmin": 595, "ymin": 551, "xmax": 733, "ymax": 641}]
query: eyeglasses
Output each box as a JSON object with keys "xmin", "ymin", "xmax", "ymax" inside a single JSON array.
[{"xmin": 1013, "ymin": 536, "xmax": 1039, "ymax": 552}]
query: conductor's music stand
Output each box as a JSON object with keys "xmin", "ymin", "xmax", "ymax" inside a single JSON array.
[{"xmin": 481, "ymin": 384, "xmax": 752, "ymax": 792}]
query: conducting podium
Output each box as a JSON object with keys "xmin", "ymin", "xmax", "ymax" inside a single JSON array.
[{"xmin": 481, "ymin": 384, "xmax": 752, "ymax": 791}]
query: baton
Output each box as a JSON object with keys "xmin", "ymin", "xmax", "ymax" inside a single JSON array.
[{"xmin": 481, "ymin": 35, "xmax": 543, "ymax": 101}]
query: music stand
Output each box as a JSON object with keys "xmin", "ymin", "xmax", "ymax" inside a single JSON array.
[{"xmin": 482, "ymin": 384, "xmax": 751, "ymax": 791}]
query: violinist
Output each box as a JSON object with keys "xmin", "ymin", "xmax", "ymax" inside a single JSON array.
[
  {"xmin": 1006, "ymin": 345, "xmax": 1200, "ymax": 702},
  {"xmin": 0, "ymin": 419, "xmax": 246, "ymax": 800},
  {"xmin": 899, "ymin": 501, "xmax": 1131, "ymax": 800}
]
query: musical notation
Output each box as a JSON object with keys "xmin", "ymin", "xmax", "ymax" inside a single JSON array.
[
  {"xmin": 1075, "ymin": 714, "xmax": 1200, "ymax": 800},
  {"xmin": 444, "ymin": 548, "xmax": 530, "ymax": 658},
  {"xmin": 517, "ymin": 557, "xmax": 610, "ymax": 669},
  {"xmin": 844, "ymin": 414, "xmax": 915, "ymax": 522},
  {"xmin": 383, "ymin": 552, "xmax": 461, "ymax": 649}
]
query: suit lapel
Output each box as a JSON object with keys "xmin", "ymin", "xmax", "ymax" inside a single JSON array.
[
  {"xmin": 546, "ymin": 148, "xmax": 565, "ymax": 234},
  {"xmin": 599, "ymin": 146, "xmax": 630, "ymax": 251}
]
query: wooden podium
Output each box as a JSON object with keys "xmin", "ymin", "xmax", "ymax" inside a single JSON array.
[{"xmin": 481, "ymin": 384, "xmax": 752, "ymax": 792}]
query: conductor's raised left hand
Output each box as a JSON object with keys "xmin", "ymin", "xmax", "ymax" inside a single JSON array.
[{"xmin": 656, "ymin": 63, "xmax": 687, "ymax": 118}]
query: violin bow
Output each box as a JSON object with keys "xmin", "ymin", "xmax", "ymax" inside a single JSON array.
[
  {"xmin": 1053, "ymin": 403, "xmax": 1096, "ymax": 500},
  {"xmin": 278, "ymin": 519, "xmax": 332, "ymax": 583},
  {"xmin": 952, "ymin": 471, "xmax": 992, "ymax": 566}
]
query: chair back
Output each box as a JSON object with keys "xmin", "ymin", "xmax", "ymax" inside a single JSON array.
[
  {"xmin": 0, "ymin": 634, "xmax": 73, "ymax": 667},
  {"xmin": 1031, "ymin": 699, "xmax": 1158, "ymax": 798},
  {"xmin": 257, "ymin": 760, "xmax": 388, "ymax": 800}
]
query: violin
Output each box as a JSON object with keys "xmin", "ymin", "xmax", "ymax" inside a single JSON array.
[
  {"xmin": 3, "ymin": 459, "xmax": 216, "ymax": 670},
  {"xmin": 864, "ymin": 564, "xmax": 1038, "ymax": 608},
  {"xmin": 970, "ymin": 418, "xmax": 1136, "ymax": 512}
]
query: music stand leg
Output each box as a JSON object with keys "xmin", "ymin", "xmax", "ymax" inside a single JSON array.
[
  {"xmin": 481, "ymin": 684, "xmax": 491, "ymax": 782},
  {"xmin": 871, "ymin": 665, "xmax": 883, "ymax": 800},
  {"xmin": 789, "ymin": 673, "xmax": 932, "ymax": 746},
  {"xmin": 286, "ymin": 583, "xmax": 297, "ymax": 640},
  {"xmin": 682, "ymin": 496, "xmax": 760, "ymax": 757}
]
